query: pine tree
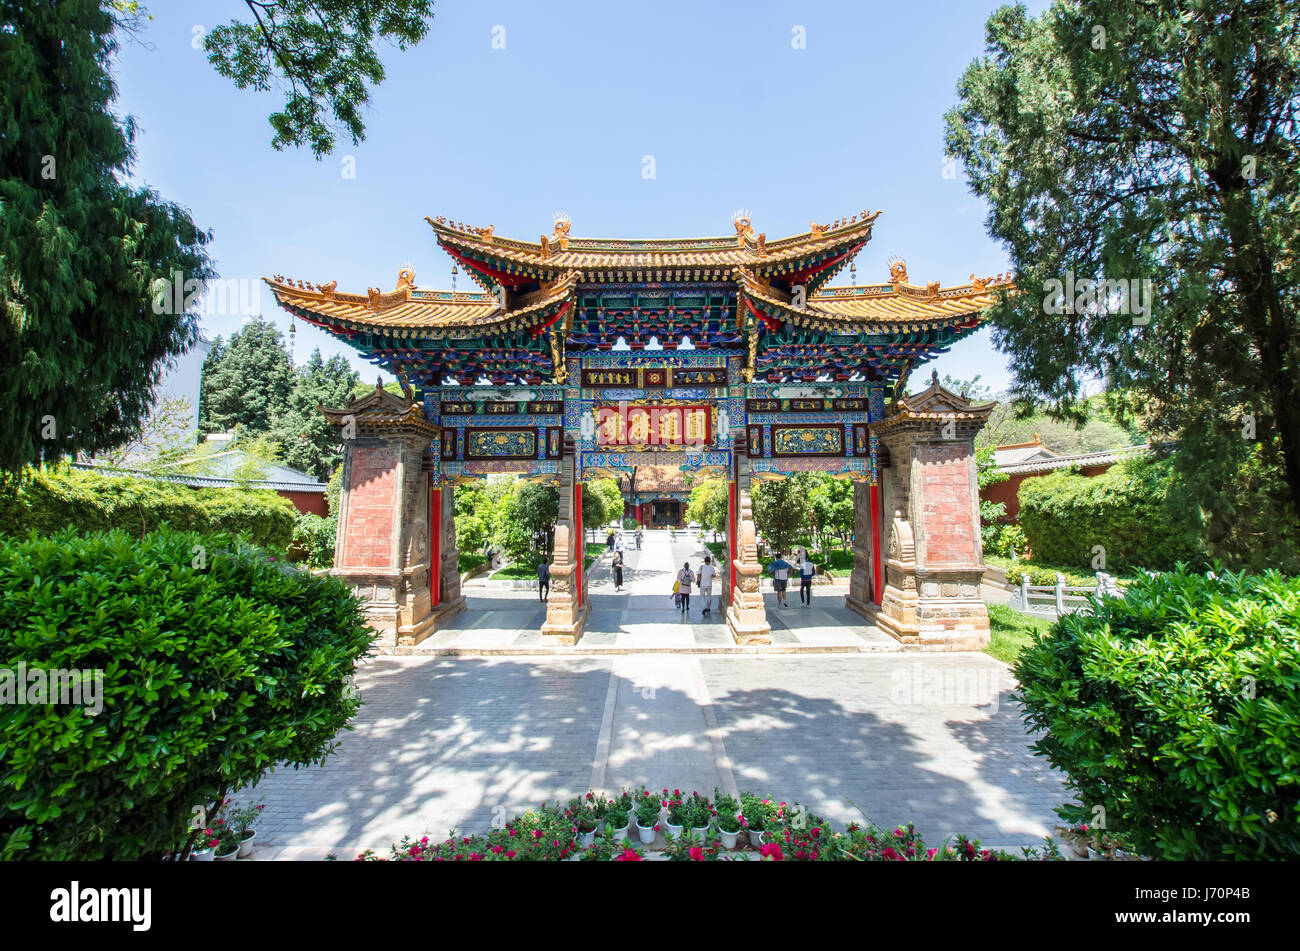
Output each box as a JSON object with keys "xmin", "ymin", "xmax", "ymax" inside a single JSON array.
[
  {"xmin": 0, "ymin": 0, "xmax": 215, "ymax": 472},
  {"xmin": 198, "ymin": 318, "xmax": 294, "ymax": 437},
  {"xmin": 272, "ymin": 348, "xmax": 361, "ymax": 480}
]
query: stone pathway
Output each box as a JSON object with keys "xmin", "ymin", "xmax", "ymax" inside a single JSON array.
[
  {"xmin": 424, "ymin": 529, "xmax": 896, "ymax": 653},
  {"xmin": 249, "ymin": 650, "xmax": 1066, "ymax": 860}
]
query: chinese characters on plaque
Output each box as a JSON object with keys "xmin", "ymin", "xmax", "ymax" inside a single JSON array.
[{"xmin": 596, "ymin": 405, "xmax": 711, "ymax": 448}]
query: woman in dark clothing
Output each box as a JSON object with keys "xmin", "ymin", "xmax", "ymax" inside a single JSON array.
[{"xmin": 613, "ymin": 550, "xmax": 624, "ymax": 590}]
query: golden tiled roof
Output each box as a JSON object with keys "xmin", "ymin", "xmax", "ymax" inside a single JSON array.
[
  {"xmin": 740, "ymin": 268, "xmax": 1014, "ymax": 333},
  {"xmin": 264, "ymin": 271, "xmax": 578, "ymax": 338},
  {"xmin": 427, "ymin": 211, "xmax": 880, "ymax": 282}
]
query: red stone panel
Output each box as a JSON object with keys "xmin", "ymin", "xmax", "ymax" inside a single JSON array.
[
  {"xmin": 342, "ymin": 447, "xmax": 397, "ymax": 568},
  {"xmin": 918, "ymin": 443, "xmax": 977, "ymax": 565}
]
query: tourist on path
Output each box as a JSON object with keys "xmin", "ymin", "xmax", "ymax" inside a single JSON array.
[
  {"xmin": 797, "ymin": 548, "xmax": 817, "ymax": 606},
  {"xmin": 676, "ymin": 561, "xmax": 695, "ymax": 616},
  {"xmin": 697, "ymin": 555, "xmax": 716, "ymax": 618},
  {"xmin": 635, "ymin": 528, "xmax": 642, "ymax": 550},
  {"xmin": 613, "ymin": 549, "xmax": 624, "ymax": 591},
  {"xmin": 537, "ymin": 559, "xmax": 551, "ymax": 602},
  {"xmin": 768, "ymin": 552, "xmax": 793, "ymax": 607},
  {"xmin": 614, "ymin": 532, "xmax": 625, "ymax": 553}
]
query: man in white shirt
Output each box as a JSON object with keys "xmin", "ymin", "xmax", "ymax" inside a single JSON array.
[{"xmin": 697, "ymin": 555, "xmax": 716, "ymax": 617}]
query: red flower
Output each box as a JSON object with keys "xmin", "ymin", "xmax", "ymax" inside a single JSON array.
[
  {"xmin": 689, "ymin": 847, "xmax": 703, "ymax": 861},
  {"xmin": 758, "ymin": 843, "xmax": 783, "ymax": 861},
  {"xmin": 615, "ymin": 847, "xmax": 642, "ymax": 862}
]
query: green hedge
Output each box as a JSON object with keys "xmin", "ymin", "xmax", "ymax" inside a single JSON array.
[
  {"xmin": 1015, "ymin": 566, "xmax": 1300, "ymax": 860},
  {"xmin": 0, "ymin": 528, "xmax": 373, "ymax": 860},
  {"xmin": 291, "ymin": 512, "xmax": 337, "ymax": 569},
  {"xmin": 0, "ymin": 468, "xmax": 297, "ymax": 550},
  {"xmin": 1017, "ymin": 457, "xmax": 1199, "ymax": 571}
]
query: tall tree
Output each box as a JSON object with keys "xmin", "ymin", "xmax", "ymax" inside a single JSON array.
[
  {"xmin": 945, "ymin": 0, "xmax": 1300, "ymax": 565},
  {"xmin": 752, "ymin": 475, "xmax": 812, "ymax": 555},
  {"xmin": 0, "ymin": 0, "xmax": 215, "ymax": 473},
  {"xmin": 202, "ymin": 0, "xmax": 437, "ymax": 158},
  {"xmin": 271, "ymin": 348, "xmax": 360, "ymax": 480},
  {"xmin": 199, "ymin": 318, "xmax": 294, "ymax": 436}
]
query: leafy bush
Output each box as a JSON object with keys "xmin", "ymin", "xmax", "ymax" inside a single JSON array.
[
  {"xmin": 1015, "ymin": 566, "xmax": 1300, "ymax": 860},
  {"xmin": 0, "ymin": 467, "xmax": 296, "ymax": 550},
  {"xmin": 0, "ymin": 528, "xmax": 373, "ymax": 860},
  {"xmin": 291, "ymin": 512, "xmax": 337, "ymax": 568},
  {"xmin": 1017, "ymin": 457, "xmax": 1200, "ymax": 571}
]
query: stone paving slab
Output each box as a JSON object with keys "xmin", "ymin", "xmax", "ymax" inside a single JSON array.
[{"xmin": 248, "ymin": 651, "xmax": 1066, "ymax": 860}]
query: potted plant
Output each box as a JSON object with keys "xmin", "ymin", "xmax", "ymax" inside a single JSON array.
[
  {"xmin": 569, "ymin": 797, "xmax": 599, "ymax": 849},
  {"xmin": 662, "ymin": 789, "xmax": 687, "ymax": 838},
  {"xmin": 713, "ymin": 789, "xmax": 742, "ymax": 849},
  {"xmin": 634, "ymin": 789, "xmax": 660, "ymax": 845},
  {"xmin": 211, "ymin": 819, "xmax": 241, "ymax": 861},
  {"xmin": 740, "ymin": 792, "xmax": 775, "ymax": 847},
  {"xmin": 230, "ymin": 799, "xmax": 265, "ymax": 859},
  {"xmin": 683, "ymin": 791, "xmax": 712, "ymax": 837},
  {"xmin": 605, "ymin": 791, "xmax": 633, "ymax": 842},
  {"xmin": 189, "ymin": 829, "xmax": 220, "ymax": 861}
]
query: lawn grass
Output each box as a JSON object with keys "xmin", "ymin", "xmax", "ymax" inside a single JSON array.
[
  {"xmin": 583, "ymin": 543, "xmax": 606, "ymax": 570},
  {"xmin": 492, "ymin": 560, "xmax": 540, "ymax": 580},
  {"xmin": 457, "ymin": 551, "xmax": 487, "ymax": 574},
  {"xmin": 984, "ymin": 602, "xmax": 1054, "ymax": 666}
]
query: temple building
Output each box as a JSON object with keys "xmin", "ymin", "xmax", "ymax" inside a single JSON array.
[
  {"xmin": 621, "ymin": 464, "xmax": 690, "ymax": 528},
  {"xmin": 267, "ymin": 210, "xmax": 1010, "ymax": 649}
]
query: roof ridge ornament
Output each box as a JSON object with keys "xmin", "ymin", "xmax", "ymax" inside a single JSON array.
[
  {"xmin": 550, "ymin": 213, "xmax": 571, "ymax": 250},
  {"xmin": 887, "ymin": 257, "xmax": 908, "ymax": 285}
]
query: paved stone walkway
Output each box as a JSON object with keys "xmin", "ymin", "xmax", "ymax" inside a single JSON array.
[
  {"xmin": 249, "ymin": 650, "xmax": 1067, "ymax": 859},
  {"xmin": 425, "ymin": 529, "xmax": 896, "ymax": 652}
]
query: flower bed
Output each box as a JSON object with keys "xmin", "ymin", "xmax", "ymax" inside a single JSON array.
[{"xmin": 347, "ymin": 788, "xmax": 1061, "ymax": 862}]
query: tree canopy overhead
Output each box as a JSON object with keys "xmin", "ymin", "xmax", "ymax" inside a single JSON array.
[
  {"xmin": 202, "ymin": 0, "xmax": 438, "ymax": 158},
  {"xmin": 0, "ymin": 0, "xmax": 215, "ymax": 473},
  {"xmin": 945, "ymin": 0, "xmax": 1300, "ymax": 565}
]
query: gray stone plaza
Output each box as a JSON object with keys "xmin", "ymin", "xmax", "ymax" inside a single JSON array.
[{"xmin": 252, "ymin": 533, "xmax": 1065, "ymax": 859}]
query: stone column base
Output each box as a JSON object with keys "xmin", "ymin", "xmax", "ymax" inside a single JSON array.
[
  {"xmin": 726, "ymin": 569, "xmax": 770, "ymax": 645},
  {"xmin": 396, "ymin": 596, "xmax": 467, "ymax": 648},
  {"xmin": 869, "ymin": 596, "xmax": 990, "ymax": 651},
  {"xmin": 540, "ymin": 598, "xmax": 590, "ymax": 646}
]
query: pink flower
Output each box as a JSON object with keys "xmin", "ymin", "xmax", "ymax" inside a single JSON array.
[
  {"xmin": 532, "ymin": 830, "xmax": 543, "ymax": 839},
  {"xmin": 926, "ymin": 848, "xmax": 938, "ymax": 859},
  {"xmin": 689, "ymin": 847, "xmax": 703, "ymax": 861},
  {"xmin": 505, "ymin": 850, "xmax": 517, "ymax": 859},
  {"xmin": 758, "ymin": 843, "xmax": 783, "ymax": 861},
  {"xmin": 615, "ymin": 847, "xmax": 642, "ymax": 862}
]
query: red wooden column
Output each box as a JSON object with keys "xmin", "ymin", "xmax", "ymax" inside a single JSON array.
[
  {"xmin": 727, "ymin": 479, "xmax": 737, "ymax": 602},
  {"xmin": 870, "ymin": 483, "xmax": 882, "ymax": 605},
  {"xmin": 429, "ymin": 484, "xmax": 442, "ymax": 607},
  {"xmin": 574, "ymin": 483, "xmax": 583, "ymax": 608}
]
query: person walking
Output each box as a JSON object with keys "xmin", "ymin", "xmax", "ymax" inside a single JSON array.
[
  {"xmin": 613, "ymin": 549, "xmax": 624, "ymax": 591},
  {"xmin": 537, "ymin": 558, "xmax": 551, "ymax": 602},
  {"xmin": 767, "ymin": 551, "xmax": 793, "ymax": 607},
  {"xmin": 797, "ymin": 548, "xmax": 817, "ymax": 606},
  {"xmin": 614, "ymin": 532, "xmax": 625, "ymax": 554},
  {"xmin": 676, "ymin": 561, "xmax": 695, "ymax": 616},
  {"xmin": 697, "ymin": 555, "xmax": 716, "ymax": 618},
  {"xmin": 635, "ymin": 528, "xmax": 642, "ymax": 550}
]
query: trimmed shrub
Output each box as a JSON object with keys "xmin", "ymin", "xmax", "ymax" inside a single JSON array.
[
  {"xmin": 291, "ymin": 511, "xmax": 337, "ymax": 568},
  {"xmin": 0, "ymin": 467, "xmax": 296, "ymax": 550},
  {"xmin": 1015, "ymin": 566, "xmax": 1300, "ymax": 860},
  {"xmin": 0, "ymin": 528, "xmax": 373, "ymax": 860},
  {"xmin": 1017, "ymin": 457, "xmax": 1200, "ymax": 570}
]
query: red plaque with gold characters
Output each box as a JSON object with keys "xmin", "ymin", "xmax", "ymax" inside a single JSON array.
[{"xmin": 596, "ymin": 404, "xmax": 711, "ymax": 448}]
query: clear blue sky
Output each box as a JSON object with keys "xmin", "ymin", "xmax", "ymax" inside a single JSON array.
[{"xmin": 112, "ymin": 0, "xmax": 1050, "ymax": 392}]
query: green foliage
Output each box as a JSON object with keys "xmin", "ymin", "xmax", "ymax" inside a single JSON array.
[
  {"xmin": 984, "ymin": 602, "xmax": 1052, "ymax": 666},
  {"xmin": 807, "ymin": 476, "xmax": 854, "ymax": 554},
  {"xmin": 587, "ymin": 478, "xmax": 624, "ymax": 527},
  {"xmin": 1017, "ymin": 457, "xmax": 1200, "ymax": 571},
  {"xmin": 945, "ymin": 0, "xmax": 1300, "ymax": 559},
  {"xmin": 0, "ymin": 528, "xmax": 373, "ymax": 860},
  {"xmin": 751, "ymin": 475, "xmax": 812, "ymax": 555},
  {"xmin": 453, "ymin": 478, "xmax": 514, "ymax": 556},
  {"xmin": 580, "ymin": 482, "xmax": 608, "ymax": 529},
  {"xmin": 270, "ymin": 349, "xmax": 361, "ymax": 481},
  {"xmin": 198, "ymin": 318, "xmax": 295, "ymax": 438},
  {"xmin": 0, "ymin": 467, "xmax": 296, "ymax": 550},
  {"xmin": 501, "ymin": 482, "xmax": 559, "ymax": 563},
  {"xmin": 0, "ymin": 0, "xmax": 215, "ymax": 473},
  {"xmin": 291, "ymin": 512, "xmax": 337, "ymax": 569},
  {"xmin": 686, "ymin": 478, "xmax": 729, "ymax": 535},
  {"xmin": 202, "ymin": 0, "xmax": 437, "ymax": 158},
  {"xmin": 1014, "ymin": 566, "xmax": 1300, "ymax": 859}
]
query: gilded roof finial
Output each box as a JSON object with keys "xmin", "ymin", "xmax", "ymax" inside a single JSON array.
[{"xmin": 887, "ymin": 257, "xmax": 908, "ymax": 285}]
